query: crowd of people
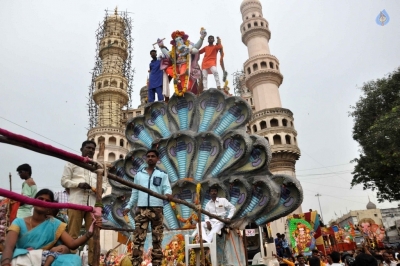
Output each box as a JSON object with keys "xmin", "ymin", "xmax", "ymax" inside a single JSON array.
[{"xmin": 273, "ymin": 240, "xmax": 400, "ymax": 266}]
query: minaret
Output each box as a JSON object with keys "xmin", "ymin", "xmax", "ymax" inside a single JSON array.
[
  {"xmin": 240, "ymin": 0, "xmax": 302, "ymax": 238},
  {"xmin": 87, "ymin": 9, "xmax": 132, "ymax": 164},
  {"xmin": 240, "ymin": 0, "xmax": 300, "ymax": 176}
]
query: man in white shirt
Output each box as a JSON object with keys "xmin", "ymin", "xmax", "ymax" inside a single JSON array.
[
  {"xmin": 199, "ymin": 186, "xmax": 236, "ymax": 243},
  {"xmin": 61, "ymin": 140, "xmax": 108, "ymax": 266}
]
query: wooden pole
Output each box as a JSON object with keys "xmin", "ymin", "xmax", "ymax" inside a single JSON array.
[
  {"xmin": 9, "ymin": 173, "xmax": 12, "ymax": 191},
  {"xmin": 243, "ymin": 231, "xmax": 249, "ymax": 266},
  {"xmin": 197, "ymin": 207, "xmax": 205, "ymax": 266},
  {"xmin": 92, "ymin": 169, "xmax": 103, "ymax": 266},
  {"xmin": 106, "ymin": 173, "xmax": 230, "ymax": 225},
  {"xmin": 0, "ymin": 135, "xmax": 232, "ymax": 224}
]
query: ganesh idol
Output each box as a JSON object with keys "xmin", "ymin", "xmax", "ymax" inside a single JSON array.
[{"xmin": 157, "ymin": 28, "xmax": 206, "ymax": 96}]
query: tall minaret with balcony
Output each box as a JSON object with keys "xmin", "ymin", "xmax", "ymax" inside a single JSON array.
[
  {"xmin": 87, "ymin": 9, "xmax": 132, "ymax": 166},
  {"xmin": 240, "ymin": 0, "xmax": 300, "ymax": 176}
]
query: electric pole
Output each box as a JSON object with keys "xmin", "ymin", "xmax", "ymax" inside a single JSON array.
[{"xmin": 315, "ymin": 193, "xmax": 324, "ymax": 222}]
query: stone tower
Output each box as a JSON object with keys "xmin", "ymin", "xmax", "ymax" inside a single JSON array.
[
  {"xmin": 87, "ymin": 9, "xmax": 132, "ymax": 163},
  {"xmin": 240, "ymin": 0, "xmax": 300, "ymax": 176},
  {"xmin": 240, "ymin": 0, "xmax": 301, "ymax": 235}
]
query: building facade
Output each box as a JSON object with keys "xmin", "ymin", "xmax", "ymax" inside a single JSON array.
[
  {"xmin": 239, "ymin": 0, "xmax": 301, "ymax": 235},
  {"xmin": 381, "ymin": 206, "xmax": 400, "ymax": 243}
]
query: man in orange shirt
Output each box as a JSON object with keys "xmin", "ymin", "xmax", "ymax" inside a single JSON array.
[{"xmin": 199, "ymin": 35, "xmax": 222, "ymax": 90}]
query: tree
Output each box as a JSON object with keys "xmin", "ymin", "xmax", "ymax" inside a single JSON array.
[{"xmin": 350, "ymin": 67, "xmax": 400, "ymax": 202}]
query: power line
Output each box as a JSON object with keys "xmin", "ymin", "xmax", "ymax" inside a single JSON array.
[
  {"xmin": 297, "ymin": 169, "xmax": 352, "ymax": 177},
  {"xmin": 0, "ymin": 116, "xmax": 79, "ymax": 153},
  {"xmin": 301, "ymin": 180, "xmax": 364, "ymax": 190},
  {"xmin": 297, "ymin": 162, "xmax": 354, "ymax": 172},
  {"xmin": 303, "ymin": 188, "xmax": 368, "ymax": 204}
]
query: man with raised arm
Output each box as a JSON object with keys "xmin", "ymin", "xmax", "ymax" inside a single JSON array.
[{"xmin": 199, "ymin": 35, "xmax": 222, "ymax": 90}]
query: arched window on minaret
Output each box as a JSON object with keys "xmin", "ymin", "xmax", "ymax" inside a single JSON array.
[
  {"xmin": 252, "ymin": 14, "xmax": 255, "ymax": 18},
  {"xmin": 104, "ymin": 80, "xmax": 109, "ymax": 87},
  {"xmin": 120, "ymin": 83, "xmax": 124, "ymax": 89},
  {"xmin": 282, "ymin": 119, "xmax": 288, "ymax": 127},
  {"xmin": 253, "ymin": 63, "xmax": 258, "ymax": 71},
  {"xmin": 246, "ymin": 16, "xmax": 248, "ymax": 20},
  {"xmin": 270, "ymin": 119, "xmax": 279, "ymax": 127},
  {"xmin": 120, "ymin": 139, "xmax": 124, "ymax": 147},
  {"xmin": 285, "ymin": 135, "xmax": 291, "ymax": 144},
  {"xmin": 243, "ymin": 27, "xmax": 246, "ymax": 32},
  {"xmin": 114, "ymin": 40, "xmax": 119, "ymax": 46},
  {"xmin": 276, "ymin": 64, "xmax": 279, "ymax": 70},
  {"xmin": 269, "ymin": 62, "xmax": 274, "ymax": 69},
  {"xmin": 97, "ymin": 82, "xmax": 102, "ymax": 89},
  {"xmin": 260, "ymin": 121, "xmax": 267, "ymax": 129},
  {"xmin": 291, "ymin": 121, "xmax": 294, "ymax": 127},
  {"xmin": 110, "ymin": 80, "xmax": 117, "ymax": 87},
  {"xmin": 261, "ymin": 22, "xmax": 264, "ymax": 27},
  {"xmin": 260, "ymin": 62, "xmax": 267, "ymax": 69},
  {"xmin": 247, "ymin": 67, "xmax": 251, "ymax": 74},
  {"xmin": 293, "ymin": 137, "xmax": 297, "ymax": 144},
  {"xmin": 247, "ymin": 23, "xmax": 251, "ymax": 29},
  {"xmin": 108, "ymin": 40, "xmax": 111, "ymax": 45},
  {"xmin": 108, "ymin": 152, "xmax": 116, "ymax": 162},
  {"xmin": 273, "ymin": 135, "xmax": 282, "ymax": 145},
  {"xmin": 119, "ymin": 154, "xmax": 124, "ymax": 159},
  {"xmin": 252, "ymin": 124, "xmax": 257, "ymax": 133},
  {"xmin": 109, "ymin": 137, "xmax": 117, "ymax": 145},
  {"xmin": 254, "ymin": 22, "xmax": 258, "ymax": 27},
  {"xmin": 250, "ymin": 98, "xmax": 253, "ymax": 105}
]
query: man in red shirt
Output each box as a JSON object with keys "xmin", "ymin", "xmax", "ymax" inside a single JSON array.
[{"xmin": 199, "ymin": 35, "xmax": 222, "ymax": 90}]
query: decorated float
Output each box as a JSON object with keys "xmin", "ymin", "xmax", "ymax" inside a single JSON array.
[{"xmin": 0, "ymin": 28, "xmax": 304, "ymax": 266}]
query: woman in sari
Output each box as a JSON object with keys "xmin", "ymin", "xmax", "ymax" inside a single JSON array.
[{"xmin": 1, "ymin": 188, "xmax": 100, "ymax": 266}]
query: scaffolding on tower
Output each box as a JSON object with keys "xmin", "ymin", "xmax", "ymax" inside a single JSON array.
[
  {"xmin": 232, "ymin": 70, "xmax": 245, "ymax": 96},
  {"xmin": 87, "ymin": 9, "xmax": 135, "ymax": 130}
]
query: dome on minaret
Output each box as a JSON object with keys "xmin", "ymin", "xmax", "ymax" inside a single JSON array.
[{"xmin": 366, "ymin": 198, "xmax": 377, "ymax": 209}]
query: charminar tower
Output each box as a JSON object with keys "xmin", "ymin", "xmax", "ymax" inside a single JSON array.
[
  {"xmin": 87, "ymin": 9, "xmax": 131, "ymax": 164},
  {"xmin": 240, "ymin": 0, "xmax": 302, "ymax": 235}
]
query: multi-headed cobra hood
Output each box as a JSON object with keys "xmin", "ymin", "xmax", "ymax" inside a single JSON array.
[{"xmin": 102, "ymin": 89, "xmax": 303, "ymax": 233}]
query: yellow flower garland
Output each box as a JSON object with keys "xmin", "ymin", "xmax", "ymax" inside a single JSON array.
[
  {"xmin": 171, "ymin": 40, "xmax": 190, "ymax": 97},
  {"xmin": 169, "ymin": 183, "xmax": 202, "ymax": 226}
]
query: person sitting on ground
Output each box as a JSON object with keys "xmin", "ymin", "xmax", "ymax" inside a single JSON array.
[
  {"xmin": 1, "ymin": 188, "xmax": 101, "ymax": 266},
  {"xmin": 197, "ymin": 185, "xmax": 235, "ymax": 243}
]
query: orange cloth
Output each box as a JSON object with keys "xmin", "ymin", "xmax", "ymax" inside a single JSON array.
[
  {"xmin": 199, "ymin": 44, "xmax": 222, "ymax": 69},
  {"xmin": 165, "ymin": 63, "xmax": 194, "ymax": 91}
]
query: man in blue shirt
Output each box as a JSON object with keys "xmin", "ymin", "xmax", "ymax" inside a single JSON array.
[
  {"xmin": 123, "ymin": 149, "xmax": 172, "ymax": 266},
  {"xmin": 148, "ymin": 50, "xmax": 164, "ymax": 103}
]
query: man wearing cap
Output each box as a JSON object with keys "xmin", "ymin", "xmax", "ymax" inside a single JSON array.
[
  {"xmin": 198, "ymin": 186, "xmax": 236, "ymax": 243},
  {"xmin": 16, "ymin": 163, "xmax": 37, "ymax": 218}
]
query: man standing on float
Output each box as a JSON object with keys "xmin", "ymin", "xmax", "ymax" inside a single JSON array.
[
  {"xmin": 199, "ymin": 35, "xmax": 222, "ymax": 90},
  {"xmin": 148, "ymin": 49, "xmax": 164, "ymax": 102},
  {"xmin": 123, "ymin": 150, "xmax": 173, "ymax": 266}
]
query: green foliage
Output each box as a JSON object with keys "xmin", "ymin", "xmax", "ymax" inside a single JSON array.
[{"xmin": 350, "ymin": 67, "xmax": 400, "ymax": 202}]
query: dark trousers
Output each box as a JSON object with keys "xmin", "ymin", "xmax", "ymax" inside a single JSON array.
[
  {"xmin": 132, "ymin": 207, "xmax": 164, "ymax": 266},
  {"xmin": 148, "ymin": 86, "xmax": 164, "ymax": 102}
]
